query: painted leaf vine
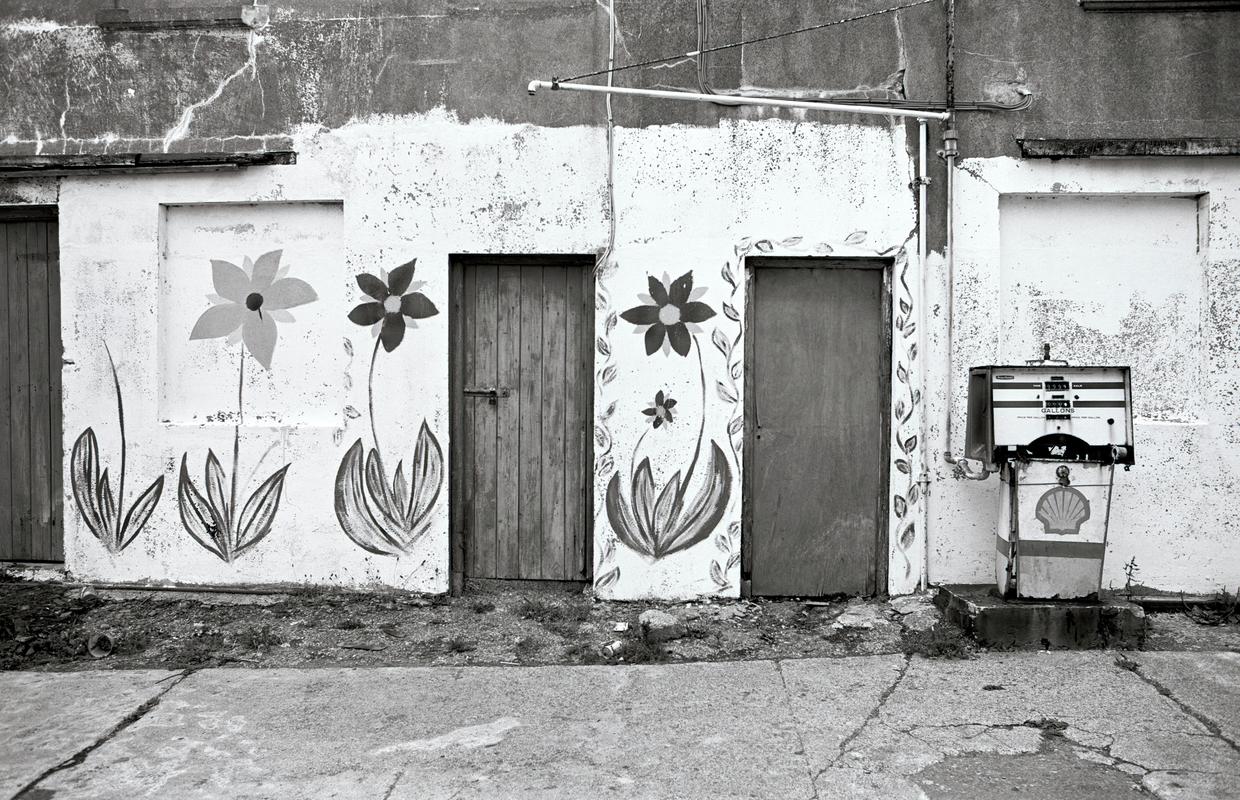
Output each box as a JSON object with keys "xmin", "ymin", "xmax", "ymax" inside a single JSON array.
[
  {"xmin": 892, "ymin": 250, "xmax": 921, "ymax": 580},
  {"xmin": 179, "ymin": 250, "xmax": 313, "ymax": 563},
  {"xmin": 335, "ymin": 258, "xmax": 445, "ymax": 556},
  {"xmin": 71, "ymin": 343, "xmax": 165, "ymax": 554}
]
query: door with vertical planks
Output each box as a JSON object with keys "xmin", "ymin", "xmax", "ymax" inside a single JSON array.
[
  {"xmin": 745, "ymin": 259, "xmax": 889, "ymax": 597},
  {"xmin": 0, "ymin": 208, "xmax": 63, "ymax": 562},
  {"xmin": 452, "ymin": 258, "xmax": 593, "ymax": 582}
]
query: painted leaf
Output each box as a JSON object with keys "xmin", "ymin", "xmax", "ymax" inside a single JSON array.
[
  {"xmin": 913, "ymin": 389, "xmax": 922, "ymax": 406},
  {"xmin": 178, "ymin": 456, "xmax": 226, "ymax": 560},
  {"xmin": 343, "ymin": 337, "xmax": 354, "ymax": 357},
  {"xmin": 813, "ymin": 242, "xmax": 834, "ymax": 255},
  {"xmin": 234, "ymin": 464, "xmax": 290, "ymax": 555},
  {"xmin": 596, "ymin": 455, "xmax": 614, "ymax": 478},
  {"xmin": 391, "ymin": 461, "xmax": 410, "ymax": 521},
  {"xmin": 903, "ymin": 322, "xmax": 917, "ymax": 339},
  {"xmin": 715, "ymin": 533, "xmax": 730, "ymax": 552},
  {"xmin": 895, "ymin": 316, "xmax": 904, "ymax": 331},
  {"xmin": 754, "ymin": 239, "xmax": 774, "ymax": 253},
  {"xmin": 899, "ymin": 299, "xmax": 913, "ymax": 316},
  {"xmin": 600, "ymin": 364, "xmax": 617, "ymax": 386},
  {"xmin": 332, "ymin": 429, "xmax": 344, "ymax": 446},
  {"xmin": 728, "ymin": 521, "xmax": 740, "ymax": 538},
  {"xmin": 730, "ymin": 360, "xmax": 742, "ymax": 381},
  {"xmin": 896, "ymin": 363, "xmax": 909, "ymax": 384},
  {"xmin": 910, "ymin": 343, "xmax": 918, "ymax": 362},
  {"xmin": 596, "ymin": 336, "xmax": 611, "ymax": 357},
  {"xmin": 96, "ymin": 470, "xmax": 115, "ymax": 540},
  {"xmin": 712, "ymin": 327, "xmax": 730, "ymax": 358},
  {"xmin": 779, "ymin": 236, "xmax": 803, "ymax": 248},
  {"xmin": 727, "ymin": 552, "xmax": 741, "ymax": 572},
  {"xmin": 406, "ymin": 421, "xmax": 445, "ymax": 533},
  {"xmin": 119, "ymin": 476, "xmax": 165, "ymax": 550},
  {"xmin": 594, "ymin": 425, "xmax": 609, "ymax": 449},
  {"xmin": 895, "ymin": 458, "xmax": 911, "ymax": 475},
  {"xmin": 734, "ymin": 237, "xmax": 752, "ymax": 256},
  {"xmin": 335, "ymin": 440, "xmax": 405, "ymax": 556},
  {"xmin": 717, "ymin": 380, "xmax": 738, "ymax": 404},
  {"xmin": 722, "ymin": 302, "xmax": 740, "ymax": 322},
  {"xmin": 595, "ymin": 566, "xmax": 620, "ymax": 592},
  {"xmin": 600, "ymin": 537, "xmax": 615, "ymax": 566},
  {"xmin": 710, "ymin": 560, "xmax": 727, "ymax": 587},
  {"xmin": 727, "ymin": 416, "xmax": 744, "ymax": 436},
  {"xmin": 894, "ymin": 401, "xmax": 906, "ymax": 421},
  {"xmin": 343, "ymin": 373, "xmax": 353, "ymax": 390},
  {"xmin": 604, "ymin": 311, "xmax": 618, "ymax": 335},
  {"xmin": 902, "ymin": 435, "xmax": 918, "ymax": 455},
  {"xmin": 205, "ymin": 449, "xmax": 229, "ymax": 529},
  {"xmin": 721, "ymin": 261, "xmax": 737, "ymax": 289},
  {"xmin": 894, "ymin": 495, "xmax": 908, "ymax": 519},
  {"xmin": 70, "ymin": 428, "xmax": 106, "ymax": 541},
  {"xmin": 845, "ymin": 230, "xmax": 868, "ymax": 246},
  {"xmin": 344, "ymin": 406, "xmax": 362, "ymax": 420},
  {"xmin": 908, "ymin": 483, "xmax": 921, "ymax": 506},
  {"xmin": 602, "ymin": 400, "xmax": 617, "ymax": 420},
  {"xmin": 656, "ymin": 442, "xmax": 733, "ymax": 559},
  {"xmin": 899, "ymin": 523, "xmax": 917, "ymax": 551}
]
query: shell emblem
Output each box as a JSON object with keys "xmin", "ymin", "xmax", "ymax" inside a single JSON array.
[{"xmin": 1035, "ymin": 485, "xmax": 1091, "ymax": 536}]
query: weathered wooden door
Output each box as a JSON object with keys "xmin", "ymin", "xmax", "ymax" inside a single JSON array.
[
  {"xmin": 0, "ymin": 208, "xmax": 63, "ymax": 562},
  {"xmin": 745, "ymin": 259, "xmax": 889, "ymax": 596},
  {"xmin": 452, "ymin": 258, "xmax": 592, "ymax": 583}
]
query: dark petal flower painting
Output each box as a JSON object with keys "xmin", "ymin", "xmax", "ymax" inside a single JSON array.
[
  {"xmin": 620, "ymin": 272, "xmax": 716, "ymax": 357},
  {"xmin": 641, "ymin": 390, "xmax": 677, "ymax": 428},
  {"xmin": 337, "ymin": 256, "xmax": 445, "ymax": 557},
  {"xmin": 347, "ymin": 258, "xmax": 439, "ymax": 353}
]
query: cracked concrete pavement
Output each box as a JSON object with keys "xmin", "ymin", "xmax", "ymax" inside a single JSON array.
[{"xmin": 3, "ymin": 652, "xmax": 1238, "ymax": 799}]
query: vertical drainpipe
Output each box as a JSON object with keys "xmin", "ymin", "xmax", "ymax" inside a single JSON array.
[{"xmin": 917, "ymin": 118, "xmax": 931, "ymax": 593}]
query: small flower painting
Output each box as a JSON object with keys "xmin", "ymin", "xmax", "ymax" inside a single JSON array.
[
  {"xmin": 642, "ymin": 390, "xmax": 676, "ymax": 428},
  {"xmin": 347, "ymin": 259, "xmax": 439, "ymax": 353}
]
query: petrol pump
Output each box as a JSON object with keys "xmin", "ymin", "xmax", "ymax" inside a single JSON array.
[{"xmin": 964, "ymin": 347, "xmax": 1134, "ymax": 600}]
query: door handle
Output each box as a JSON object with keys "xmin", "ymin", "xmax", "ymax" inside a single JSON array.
[{"xmin": 463, "ymin": 386, "xmax": 511, "ymax": 404}]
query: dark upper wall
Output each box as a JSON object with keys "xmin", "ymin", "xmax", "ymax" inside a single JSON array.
[
  {"xmin": 955, "ymin": 0, "xmax": 1240, "ymax": 158},
  {"xmin": 0, "ymin": 0, "xmax": 1237, "ymax": 158}
]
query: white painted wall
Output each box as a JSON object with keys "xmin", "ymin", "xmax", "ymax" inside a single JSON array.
[
  {"xmin": 929, "ymin": 157, "xmax": 1240, "ymax": 594},
  {"xmin": 58, "ymin": 111, "xmax": 925, "ymax": 596}
]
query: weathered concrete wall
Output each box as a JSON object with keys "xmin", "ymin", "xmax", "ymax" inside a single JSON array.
[
  {"xmin": 53, "ymin": 111, "xmax": 921, "ymax": 595},
  {"xmin": 928, "ymin": 156, "xmax": 1240, "ymax": 593}
]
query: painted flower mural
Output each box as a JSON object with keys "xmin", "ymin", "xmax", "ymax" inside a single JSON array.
[
  {"xmin": 643, "ymin": 390, "xmax": 676, "ymax": 428},
  {"xmin": 70, "ymin": 343, "xmax": 165, "ymax": 554},
  {"xmin": 336, "ymin": 258, "xmax": 444, "ymax": 557},
  {"xmin": 620, "ymin": 273, "xmax": 716, "ymax": 356},
  {"xmin": 606, "ymin": 271, "xmax": 732, "ymax": 561},
  {"xmin": 178, "ymin": 250, "xmax": 315, "ymax": 563}
]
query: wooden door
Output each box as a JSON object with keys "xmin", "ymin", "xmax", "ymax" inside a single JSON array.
[
  {"xmin": 452, "ymin": 258, "xmax": 592, "ymax": 583},
  {"xmin": 745, "ymin": 259, "xmax": 888, "ymax": 596},
  {"xmin": 0, "ymin": 208, "xmax": 63, "ymax": 562}
]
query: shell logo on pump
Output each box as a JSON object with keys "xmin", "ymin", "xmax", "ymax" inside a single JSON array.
[{"xmin": 1035, "ymin": 486, "xmax": 1092, "ymax": 536}]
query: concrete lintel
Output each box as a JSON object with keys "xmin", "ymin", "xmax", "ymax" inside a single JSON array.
[
  {"xmin": 0, "ymin": 151, "xmax": 297, "ymax": 179},
  {"xmin": 1018, "ymin": 137, "xmax": 1240, "ymax": 159}
]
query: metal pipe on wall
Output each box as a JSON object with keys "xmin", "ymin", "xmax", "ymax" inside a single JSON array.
[
  {"xmin": 917, "ymin": 119, "xmax": 931, "ymax": 592},
  {"xmin": 527, "ymin": 81, "xmax": 953, "ymax": 122}
]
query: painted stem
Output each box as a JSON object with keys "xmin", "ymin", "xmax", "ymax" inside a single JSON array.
[
  {"xmin": 103, "ymin": 342, "xmax": 125, "ymax": 547},
  {"xmin": 674, "ymin": 336, "xmax": 709, "ymax": 507},
  {"xmin": 229, "ymin": 348, "xmax": 245, "ymax": 558},
  {"xmin": 368, "ymin": 337, "xmax": 382, "ymax": 461}
]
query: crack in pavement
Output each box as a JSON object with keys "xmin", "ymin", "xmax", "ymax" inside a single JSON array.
[
  {"xmin": 773, "ymin": 659, "xmax": 819, "ymax": 800},
  {"xmin": 1121, "ymin": 657, "xmax": 1240, "ymax": 756},
  {"xmin": 10, "ymin": 669, "xmax": 197, "ymax": 800},
  {"xmin": 821, "ymin": 653, "xmax": 913, "ymax": 774}
]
